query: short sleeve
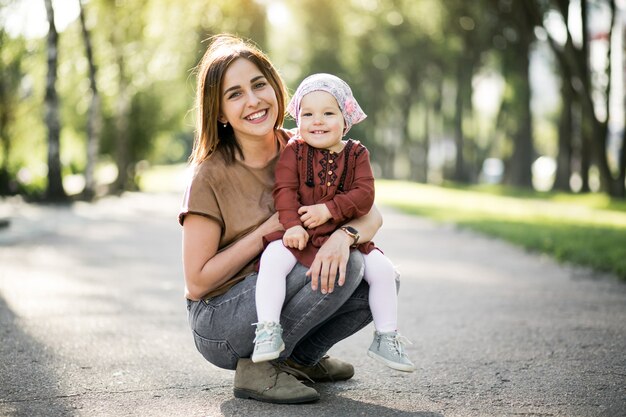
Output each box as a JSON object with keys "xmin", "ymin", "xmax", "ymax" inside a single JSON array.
[{"xmin": 178, "ymin": 163, "xmax": 223, "ymax": 226}]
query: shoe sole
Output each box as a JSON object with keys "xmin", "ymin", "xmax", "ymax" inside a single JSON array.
[
  {"xmin": 251, "ymin": 342, "xmax": 285, "ymax": 363},
  {"xmin": 367, "ymin": 350, "xmax": 416, "ymax": 372},
  {"xmin": 233, "ymin": 388, "xmax": 320, "ymax": 404}
]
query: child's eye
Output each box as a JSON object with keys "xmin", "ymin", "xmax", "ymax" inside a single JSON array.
[
  {"xmin": 301, "ymin": 112, "xmax": 312, "ymax": 117},
  {"xmin": 324, "ymin": 111, "xmax": 336, "ymax": 116}
]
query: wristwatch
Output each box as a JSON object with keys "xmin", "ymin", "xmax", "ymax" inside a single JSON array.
[{"xmin": 340, "ymin": 226, "xmax": 360, "ymax": 247}]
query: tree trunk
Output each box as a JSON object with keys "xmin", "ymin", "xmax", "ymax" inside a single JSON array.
[
  {"xmin": 619, "ymin": 16, "xmax": 626, "ymax": 198},
  {"xmin": 454, "ymin": 58, "xmax": 473, "ymax": 183},
  {"xmin": 112, "ymin": 80, "xmax": 130, "ymax": 193},
  {"xmin": 110, "ymin": 23, "xmax": 131, "ymax": 194},
  {"xmin": 421, "ymin": 107, "xmax": 430, "ymax": 182},
  {"xmin": 554, "ymin": 78, "xmax": 574, "ymax": 190},
  {"xmin": 0, "ymin": 111, "xmax": 11, "ymax": 194},
  {"xmin": 78, "ymin": 0, "xmax": 101, "ymax": 200},
  {"xmin": 507, "ymin": 6, "xmax": 534, "ymax": 189},
  {"xmin": 511, "ymin": 52, "xmax": 533, "ymax": 188},
  {"xmin": 43, "ymin": 0, "xmax": 67, "ymax": 201},
  {"xmin": 618, "ymin": 126, "xmax": 626, "ymax": 198}
]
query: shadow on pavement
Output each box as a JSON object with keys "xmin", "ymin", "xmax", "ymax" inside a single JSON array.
[
  {"xmin": 0, "ymin": 295, "xmax": 75, "ymax": 416},
  {"xmin": 220, "ymin": 395, "xmax": 443, "ymax": 417}
]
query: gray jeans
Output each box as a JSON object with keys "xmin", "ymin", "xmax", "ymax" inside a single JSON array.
[{"xmin": 186, "ymin": 251, "xmax": 373, "ymax": 370}]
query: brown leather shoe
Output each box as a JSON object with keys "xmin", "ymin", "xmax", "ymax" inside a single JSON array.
[
  {"xmin": 284, "ymin": 355, "xmax": 355, "ymax": 382},
  {"xmin": 233, "ymin": 359, "xmax": 320, "ymax": 404}
]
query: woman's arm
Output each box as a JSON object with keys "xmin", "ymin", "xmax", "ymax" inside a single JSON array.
[
  {"xmin": 183, "ymin": 212, "xmax": 283, "ymax": 300},
  {"xmin": 307, "ymin": 204, "xmax": 383, "ymax": 294}
]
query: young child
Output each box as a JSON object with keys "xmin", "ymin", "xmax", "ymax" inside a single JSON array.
[{"xmin": 253, "ymin": 73, "xmax": 415, "ymax": 372}]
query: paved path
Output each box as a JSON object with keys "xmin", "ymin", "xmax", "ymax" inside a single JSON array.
[{"xmin": 0, "ymin": 192, "xmax": 624, "ymax": 417}]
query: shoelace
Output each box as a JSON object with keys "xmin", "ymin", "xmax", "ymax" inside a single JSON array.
[
  {"xmin": 383, "ymin": 333, "xmax": 413, "ymax": 356},
  {"xmin": 252, "ymin": 322, "xmax": 280, "ymax": 345},
  {"xmin": 275, "ymin": 362, "xmax": 315, "ymax": 383},
  {"xmin": 260, "ymin": 361, "xmax": 315, "ymax": 392}
]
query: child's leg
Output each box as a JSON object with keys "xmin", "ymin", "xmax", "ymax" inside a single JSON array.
[
  {"xmin": 362, "ymin": 250, "xmax": 398, "ymax": 332},
  {"xmin": 364, "ymin": 250, "xmax": 415, "ymax": 372},
  {"xmin": 255, "ymin": 240, "xmax": 298, "ymax": 323}
]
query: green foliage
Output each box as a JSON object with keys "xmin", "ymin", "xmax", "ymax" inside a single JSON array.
[
  {"xmin": 376, "ymin": 179, "xmax": 626, "ymax": 280},
  {"xmin": 2, "ymin": 0, "xmax": 623, "ymax": 197}
]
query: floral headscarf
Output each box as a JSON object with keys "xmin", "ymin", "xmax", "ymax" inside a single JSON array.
[{"xmin": 287, "ymin": 73, "xmax": 367, "ymax": 135}]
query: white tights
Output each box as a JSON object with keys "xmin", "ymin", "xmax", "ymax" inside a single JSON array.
[{"xmin": 255, "ymin": 240, "xmax": 398, "ymax": 332}]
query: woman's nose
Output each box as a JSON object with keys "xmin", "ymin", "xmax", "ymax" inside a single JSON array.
[{"xmin": 246, "ymin": 91, "xmax": 261, "ymax": 106}]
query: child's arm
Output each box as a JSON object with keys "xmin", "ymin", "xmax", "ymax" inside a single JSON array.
[
  {"xmin": 300, "ymin": 144, "xmax": 375, "ymax": 229},
  {"xmin": 273, "ymin": 142, "xmax": 304, "ymax": 230}
]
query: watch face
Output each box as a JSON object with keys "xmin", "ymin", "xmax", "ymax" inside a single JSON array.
[{"xmin": 344, "ymin": 226, "xmax": 358, "ymax": 234}]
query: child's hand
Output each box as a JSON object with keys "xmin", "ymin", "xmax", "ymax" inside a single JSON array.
[
  {"xmin": 298, "ymin": 204, "xmax": 332, "ymax": 229},
  {"xmin": 283, "ymin": 225, "xmax": 309, "ymax": 250}
]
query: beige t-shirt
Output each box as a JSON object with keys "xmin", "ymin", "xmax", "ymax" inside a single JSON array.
[{"xmin": 179, "ymin": 131, "xmax": 289, "ymax": 299}]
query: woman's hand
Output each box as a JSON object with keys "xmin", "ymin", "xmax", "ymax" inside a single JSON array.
[
  {"xmin": 307, "ymin": 229, "xmax": 352, "ymax": 294},
  {"xmin": 306, "ymin": 204, "xmax": 382, "ymax": 295}
]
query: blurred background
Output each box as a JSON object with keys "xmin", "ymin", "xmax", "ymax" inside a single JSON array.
[{"xmin": 0, "ymin": 0, "xmax": 624, "ymax": 201}]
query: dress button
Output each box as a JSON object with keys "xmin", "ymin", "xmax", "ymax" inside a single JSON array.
[
  {"xmin": 329, "ymin": 151, "xmax": 334, "ymax": 154},
  {"xmin": 328, "ymin": 170, "xmax": 333, "ymax": 175},
  {"xmin": 326, "ymin": 182, "xmax": 331, "ymax": 186},
  {"xmin": 329, "ymin": 160, "xmax": 333, "ymax": 163}
]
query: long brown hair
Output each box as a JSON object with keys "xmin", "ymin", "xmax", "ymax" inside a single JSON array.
[{"xmin": 190, "ymin": 34, "xmax": 288, "ymax": 165}]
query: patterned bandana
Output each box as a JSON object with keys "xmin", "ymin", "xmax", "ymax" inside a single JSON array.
[{"xmin": 287, "ymin": 73, "xmax": 367, "ymax": 135}]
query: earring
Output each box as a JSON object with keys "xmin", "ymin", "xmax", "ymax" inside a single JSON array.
[{"xmin": 223, "ymin": 122, "xmax": 228, "ymax": 128}]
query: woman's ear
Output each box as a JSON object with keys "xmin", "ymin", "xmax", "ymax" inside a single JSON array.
[{"xmin": 217, "ymin": 114, "xmax": 228, "ymax": 124}]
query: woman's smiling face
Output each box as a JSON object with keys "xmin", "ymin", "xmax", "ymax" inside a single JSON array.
[{"xmin": 219, "ymin": 58, "xmax": 279, "ymax": 142}]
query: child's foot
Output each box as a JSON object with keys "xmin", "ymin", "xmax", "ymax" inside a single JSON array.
[
  {"xmin": 251, "ymin": 321, "xmax": 285, "ymax": 363},
  {"xmin": 367, "ymin": 330, "xmax": 416, "ymax": 372}
]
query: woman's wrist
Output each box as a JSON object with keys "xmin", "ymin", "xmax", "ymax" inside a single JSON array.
[
  {"xmin": 333, "ymin": 227, "xmax": 354, "ymax": 247},
  {"xmin": 339, "ymin": 226, "xmax": 360, "ymax": 247}
]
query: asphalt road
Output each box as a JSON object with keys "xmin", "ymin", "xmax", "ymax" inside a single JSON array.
[{"xmin": 0, "ymin": 192, "xmax": 625, "ymax": 417}]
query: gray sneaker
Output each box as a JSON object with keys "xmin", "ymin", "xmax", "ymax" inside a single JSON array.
[
  {"xmin": 251, "ymin": 321, "xmax": 285, "ymax": 363},
  {"xmin": 367, "ymin": 330, "xmax": 416, "ymax": 372},
  {"xmin": 234, "ymin": 359, "xmax": 320, "ymax": 404}
]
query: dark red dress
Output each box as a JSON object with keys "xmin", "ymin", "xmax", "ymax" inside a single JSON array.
[{"xmin": 263, "ymin": 138, "xmax": 377, "ymax": 267}]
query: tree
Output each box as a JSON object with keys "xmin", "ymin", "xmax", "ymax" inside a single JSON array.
[
  {"xmin": 0, "ymin": 30, "xmax": 25, "ymax": 195},
  {"xmin": 494, "ymin": 0, "xmax": 536, "ymax": 188},
  {"xmin": 526, "ymin": 0, "xmax": 625, "ymax": 197},
  {"xmin": 78, "ymin": 0, "xmax": 101, "ymax": 200},
  {"xmin": 43, "ymin": 0, "xmax": 67, "ymax": 201}
]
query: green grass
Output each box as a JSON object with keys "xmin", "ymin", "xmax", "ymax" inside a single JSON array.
[{"xmin": 376, "ymin": 180, "xmax": 626, "ymax": 280}]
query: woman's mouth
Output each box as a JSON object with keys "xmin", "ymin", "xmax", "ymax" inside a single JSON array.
[{"xmin": 245, "ymin": 110, "xmax": 268, "ymax": 121}]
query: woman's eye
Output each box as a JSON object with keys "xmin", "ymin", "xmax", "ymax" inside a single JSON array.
[
  {"xmin": 227, "ymin": 91, "xmax": 241, "ymax": 99},
  {"xmin": 254, "ymin": 81, "xmax": 267, "ymax": 89}
]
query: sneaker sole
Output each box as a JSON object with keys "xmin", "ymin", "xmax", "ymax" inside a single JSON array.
[
  {"xmin": 367, "ymin": 350, "xmax": 416, "ymax": 372},
  {"xmin": 251, "ymin": 342, "xmax": 285, "ymax": 363},
  {"xmin": 233, "ymin": 388, "xmax": 320, "ymax": 404}
]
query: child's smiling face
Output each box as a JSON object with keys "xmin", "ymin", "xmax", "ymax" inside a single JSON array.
[{"xmin": 298, "ymin": 90, "xmax": 346, "ymax": 153}]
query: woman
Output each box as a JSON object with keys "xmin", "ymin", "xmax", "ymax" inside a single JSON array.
[{"xmin": 180, "ymin": 34, "xmax": 382, "ymax": 404}]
